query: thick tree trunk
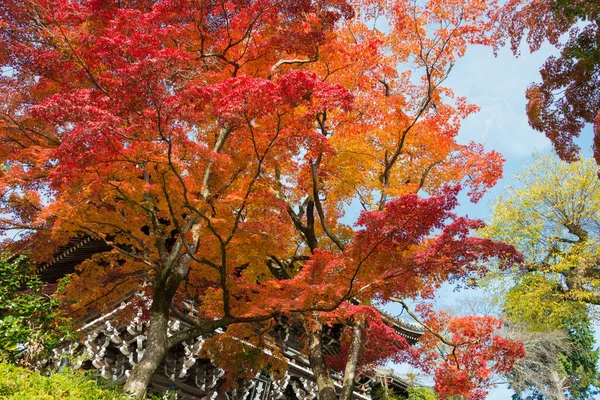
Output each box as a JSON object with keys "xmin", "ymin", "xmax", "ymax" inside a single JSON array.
[
  {"xmin": 305, "ymin": 315, "xmax": 337, "ymax": 400},
  {"xmin": 123, "ymin": 275, "xmax": 177, "ymax": 398},
  {"xmin": 340, "ymin": 319, "xmax": 364, "ymax": 400},
  {"xmin": 122, "ymin": 309, "xmax": 170, "ymax": 397}
]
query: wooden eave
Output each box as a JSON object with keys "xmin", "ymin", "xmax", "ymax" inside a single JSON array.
[{"xmin": 37, "ymin": 236, "xmax": 112, "ymax": 283}]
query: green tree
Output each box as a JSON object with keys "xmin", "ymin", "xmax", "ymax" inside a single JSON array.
[
  {"xmin": 483, "ymin": 154, "xmax": 600, "ymax": 398},
  {"xmin": 485, "ymin": 154, "xmax": 600, "ymax": 317},
  {"xmin": 0, "ymin": 253, "xmax": 71, "ymax": 364},
  {"xmin": 504, "ymin": 311, "xmax": 599, "ymax": 400},
  {"xmin": 559, "ymin": 314, "xmax": 600, "ymax": 399}
]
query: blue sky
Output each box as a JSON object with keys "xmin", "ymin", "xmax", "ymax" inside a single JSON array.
[
  {"xmin": 447, "ymin": 41, "xmax": 598, "ymax": 400},
  {"xmin": 442, "ymin": 40, "xmax": 552, "ymax": 400},
  {"xmin": 450, "ymin": 42, "xmax": 555, "ymax": 219},
  {"xmin": 377, "ymin": 38, "xmax": 599, "ymax": 398}
]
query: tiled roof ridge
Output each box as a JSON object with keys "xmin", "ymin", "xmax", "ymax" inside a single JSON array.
[
  {"xmin": 374, "ymin": 305, "xmax": 426, "ymax": 334},
  {"xmin": 37, "ymin": 236, "xmax": 93, "ymax": 274}
]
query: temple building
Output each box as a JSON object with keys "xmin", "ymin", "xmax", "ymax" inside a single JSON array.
[{"xmin": 39, "ymin": 237, "xmax": 424, "ymax": 399}]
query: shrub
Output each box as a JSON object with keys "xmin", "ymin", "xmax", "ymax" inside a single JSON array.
[
  {"xmin": 0, "ymin": 253, "xmax": 72, "ymax": 364},
  {"xmin": 408, "ymin": 387, "xmax": 438, "ymax": 400},
  {"xmin": 0, "ymin": 362, "xmax": 128, "ymax": 399}
]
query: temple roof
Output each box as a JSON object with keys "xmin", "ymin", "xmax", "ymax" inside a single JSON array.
[
  {"xmin": 41, "ymin": 237, "xmax": 423, "ymax": 399},
  {"xmin": 37, "ymin": 236, "xmax": 112, "ymax": 283},
  {"xmin": 38, "ymin": 236, "xmax": 425, "ymax": 342}
]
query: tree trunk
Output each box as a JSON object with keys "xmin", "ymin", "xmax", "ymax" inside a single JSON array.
[
  {"xmin": 123, "ymin": 307, "xmax": 170, "ymax": 397},
  {"xmin": 123, "ymin": 277, "xmax": 175, "ymax": 398},
  {"xmin": 305, "ymin": 315, "xmax": 337, "ymax": 400},
  {"xmin": 549, "ymin": 370, "xmax": 567, "ymax": 400},
  {"xmin": 340, "ymin": 318, "xmax": 364, "ymax": 400}
]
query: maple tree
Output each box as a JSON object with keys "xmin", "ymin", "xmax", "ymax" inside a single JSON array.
[
  {"xmin": 275, "ymin": 1, "xmax": 523, "ymax": 398},
  {"xmin": 0, "ymin": 0, "xmax": 523, "ymax": 398},
  {"xmin": 493, "ymin": 0, "xmax": 600, "ymax": 166}
]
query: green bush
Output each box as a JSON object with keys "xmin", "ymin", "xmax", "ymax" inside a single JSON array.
[
  {"xmin": 0, "ymin": 253, "xmax": 73, "ymax": 363},
  {"xmin": 407, "ymin": 387, "xmax": 438, "ymax": 400},
  {"xmin": 371, "ymin": 386, "xmax": 404, "ymax": 400},
  {"xmin": 0, "ymin": 362, "xmax": 128, "ymax": 399}
]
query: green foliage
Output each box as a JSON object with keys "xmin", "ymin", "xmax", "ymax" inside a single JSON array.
[
  {"xmin": 372, "ymin": 386, "xmax": 438, "ymax": 400},
  {"xmin": 558, "ymin": 315, "xmax": 600, "ymax": 399},
  {"xmin": 503, "ymin": 274, "xmax": 586, "ymax": 331},
  {"xmin": 0, "ymin": 253, "xmax": 72, "ymax": 363},
  {"xmin": 507, "ymin": 313, "xmax": 599, "ymax": 400},
  {"xmin": 372, "ymin": 386, "xmax": 404, "ymax": 400},
  {"xmin": 483, "ymin": 154, "xmax": 600, "ymax": 315},
  {"xmin": 483, "ymin": 155, "xmax": 600, "ymax": 398},
  {"xmin": 552, "ymin": 0, "xmax": 599, "ymax": 23},
  {"xmin": 407, "ymin": 387, "xmax": 438, "ymax": 400},
  {"xmin": 0, "ymin": 362, "xmax": 128, "ymax": 399}
]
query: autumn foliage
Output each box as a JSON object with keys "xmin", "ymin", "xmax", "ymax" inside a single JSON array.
[
  {"xmin": 494, "ymin": 0, "xmax": 600, "ymax": 166},
  {"xmin": 415, "ymin": 304, "xmax": 525, "ymax": 399},
  {"xmin": 0, "ymin": 0, "xmax": 523, "ymax": 398}
]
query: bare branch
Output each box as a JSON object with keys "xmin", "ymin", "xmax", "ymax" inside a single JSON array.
[{"xmin": 271, "ymin": 47, "xmax": 319, "ymax": 72}]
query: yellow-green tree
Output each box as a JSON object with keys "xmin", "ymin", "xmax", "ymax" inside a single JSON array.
[
  {"xmin": 483, "ymin": 154, "xmax": 600, "ymax": 398},
  {"xmin": 485, "ymin": 154, "xmax": 600, "ymax": 325}
]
